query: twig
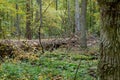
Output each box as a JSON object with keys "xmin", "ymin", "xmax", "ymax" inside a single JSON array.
[{"xmin": 74, "ymin": 59, "xmax": 81, "ymax": 80}]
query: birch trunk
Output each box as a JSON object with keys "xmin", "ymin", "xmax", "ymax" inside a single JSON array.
[{"xmin": 75, "ymin": 0, "xmax": 80, "ymax": 33}]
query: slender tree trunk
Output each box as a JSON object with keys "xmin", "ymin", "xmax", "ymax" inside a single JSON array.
[
  {"xmin": 39, "ymin": 0, "xmax": 44, "ymax": 53},
  {"xmin": 56, "ymin": 0, "xmax": 58, "ymax": 10},
  {"xmin": 15, "ymin": 4, "xmax": 21, "ymax": 39},
  {"xmin": 67, "ymin": 0, "xmax": 71, "ymax": 33},
  {"xmin": 89, "ymin": 0, "xmax": 92, "ymax": 29},
  {"xmin": 30, "ymin": 0, "xmax": 34, "ymax": 38},
  {"xmin": 10, "ymin": 15, "xmax": 14, "ymax": 37},
  {"xmin": 2, "ymin": 11, "xmax": 5, "ymax": 39},
  {"xmin": 26, "ymin": 0, "xmax": 32, "ymax": 40},
  {"xmin": 0, "ymin": 10, "xmax": 2, "ymax": 39},
  {"xmin": 97, "ymin": 1, "xmax": 120, "ymax": 80},
  {"xmin": 0, "ymin": 21, "xmax": 1, "ymax": 30},
  {"xmin": 0, "ymin": 18, "xmax": 1, "ymax": 33},
  {"xmin": 75, "ymin": 0, "xmax": 80, "ymax": 34},
  {"xmin": 31, "ymin": 0, "xmax": 33, "ymax": 21},
  {"xmin": 80, "ymin": 0, "xmax": 87, "ymax": 48}
]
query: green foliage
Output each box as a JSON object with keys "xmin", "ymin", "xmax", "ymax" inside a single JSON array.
[
  {"xmin": 0, "ymin": 0, "xmax": 25, "ymax": 39},
  {"xmin": 42, "ymin": 8, "xmax": 64, "ymax": 36},
  {"xmin": 0, "ymin": 62, "xmax": 41, "ymax": 80},
  {"xmin": 87, "ymin": 0, "xmax": 100, "ymax": 35},
  {"xmin": 0, "ymin": 0, "xmax": 100, "ymax": 39},
  {"xmin": 0, "ymin": 49, "xmax": 98, "ymax": 80}
]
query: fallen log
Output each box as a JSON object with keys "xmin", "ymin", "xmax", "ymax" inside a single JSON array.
[
  {"xmin": 0, "ymin": 38, "xmax": 78, "ymax": 57},
  {"xmin": 0, "ymin": 36, "xmax": 99, "ymax": 58}
]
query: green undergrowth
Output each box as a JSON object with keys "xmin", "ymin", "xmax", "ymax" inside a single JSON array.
[{"xmin": 0, "ymin": 49, "xmax": 98, "ymax": 80}]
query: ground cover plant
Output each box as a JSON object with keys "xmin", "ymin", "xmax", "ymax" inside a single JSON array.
[{"xmin": 0, "ymin": 48, "xmax": 98, "ymax": 80}]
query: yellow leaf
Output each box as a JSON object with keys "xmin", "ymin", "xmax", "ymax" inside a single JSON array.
[{"xmin": 38, "ymin": 75, "xmax": 44, "ymax": 80}]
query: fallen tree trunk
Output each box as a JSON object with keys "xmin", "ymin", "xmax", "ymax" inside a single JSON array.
[
  {"xmin": 0, "ymin": 36, "xmax": 99, "ymax": 58},
  {"xmin": 0, "ymin": 38, "xmax": 78, "ymax": 55},
  {"xmin": 0, "ymin": 38, "xmax": 76, "ymax": 59}
]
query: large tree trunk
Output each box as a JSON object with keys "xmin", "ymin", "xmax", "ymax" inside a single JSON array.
[
  {"xmin": 97, "ymin": 1, "xmax": 120, "ymax": 80},
  {"xmin": 80, "ymin": 0, "xmax": 87, "ymax": 48}
]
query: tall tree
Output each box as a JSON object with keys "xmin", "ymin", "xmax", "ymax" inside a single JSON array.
[
  {"xmin": 97, "ymin": 0, "xmax": 120, "ymax": 80},
  {"xmin": 75, "ymin": 0, "xmax": 80, "ymax": 34},
  {"xmin": 15, "ymin": 3, "xmax": 21, "ymax": 39},
  {"xmin": 80, "ymin": 0, "xmax": 87, "ymax": 48},
  {"xmin": 0, "ymin": 10, "xmax": 2, "ymax": 38},
  {"xmin": 26, "ymin": 0, "xmax": 32, "ymax": 40},
  {"xmin": 67, "ymin": 0, "xmax": 71, "ymax": 29},
  {"xmin": 36, "ymin": 0, "xmax": 44, "ymax": 53},
  {"xmin": 56, "ymin": 0, "xmax": 58, "ymax": 10}
]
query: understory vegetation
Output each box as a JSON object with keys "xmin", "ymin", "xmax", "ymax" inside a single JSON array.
[{"xmin": 0, "ymin": 46, "xmax": 98, "ymax": 80}]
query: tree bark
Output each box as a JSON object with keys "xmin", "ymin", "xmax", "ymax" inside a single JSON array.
[
  {"xmin": 39, "ymin": 0, "xmax": 44, "ymax": 53},
  {"xmin": 0, "ymin": 18, "xmax": 1, "ymax": 34},
  {"xmin": 67, "ymin": 0, "xmax": 71, "ymax": 28},
  {"xmin": 26, "ymin": 0, "xmax": 32, "ymax": 40},
  {"xmin": 97, "ymin": 0, "xmax": 120, "ymax": 80},
  {"xmin": 80, "ymin": 0, "xmax": 87, "ymax": 48},
  {"xmin": 75, "ymin": 0, "xmax": 80, "ymax": 33},
  {"xmin": 15, "ymin": 4, "xmax": 21, "ymax": 40},
  {"xmin": 56, "ymin": 0, "xmax": 58, "ymax": 10}
]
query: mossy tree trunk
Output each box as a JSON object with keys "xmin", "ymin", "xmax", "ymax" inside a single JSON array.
[
  {"xmin": 97, "ymin": 0, "xmax": 120, "ymax": 80},
  {"xmin": 26, "ymin": 0, "xmax": 32, "ymax": 40}
]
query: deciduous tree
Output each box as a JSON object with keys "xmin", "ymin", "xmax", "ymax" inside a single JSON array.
[
  {"xmin": 97, "ymin": 0, "xmax": 120, "ymax": 80},
  {"xmin": 80, "ymin": 0, "xmax": 87, "ymax": 48},
  {"xmin": 26, "ymin": 0, "xmax": 32, "ymax": 40}
]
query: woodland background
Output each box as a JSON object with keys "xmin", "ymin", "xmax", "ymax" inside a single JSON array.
[{"xmin": 0, "ymin": 0, "xmax": 100, "ymax": 80}]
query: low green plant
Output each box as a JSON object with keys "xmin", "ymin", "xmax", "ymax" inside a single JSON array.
[{"xmin": 0, "ymin": 49, "xmax": 98, "ymax": 80}]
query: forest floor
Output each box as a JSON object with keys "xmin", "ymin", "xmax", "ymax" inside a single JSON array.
[{"xmin": 0, "ymin": 36, "xmax": 99, "ymax": 80}]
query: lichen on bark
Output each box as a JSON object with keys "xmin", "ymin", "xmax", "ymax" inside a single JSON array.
[{"xmin": 97, "ymin": 0, "xmax": 120, "ymax": 80}]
